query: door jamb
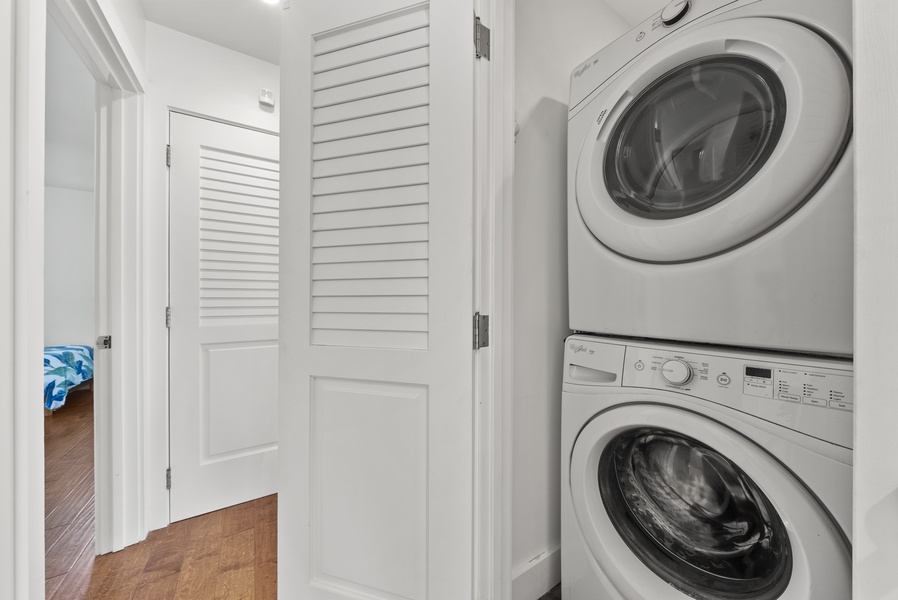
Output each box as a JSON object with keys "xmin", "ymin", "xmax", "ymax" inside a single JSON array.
[
  {"xmin": 46, "ymin": 0, "xmax": 146, "ymax": 554},
  {"xmin": 473, "ymin": 0, "xmax": 515, "ymax": 599}
]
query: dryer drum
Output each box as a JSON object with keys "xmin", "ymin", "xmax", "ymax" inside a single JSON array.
[
  {"xmin": 598, "ymin": 428, "xmax": 793, "ymax": 600},
  {"xmin": 604, "ymin": 56, "xmax": 787, "ymax": 220}
]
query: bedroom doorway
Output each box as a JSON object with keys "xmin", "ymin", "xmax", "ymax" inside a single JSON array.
[{"xmin": 42, "ymin": 15, "xmax": 99, "ymax": 596}]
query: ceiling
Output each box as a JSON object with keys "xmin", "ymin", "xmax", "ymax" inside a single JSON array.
[
  {"xmin": 137, "ymin": 0, "xmax": 282, "ymax": 65},
  {"xmin": 134, "ymin": 0, "xmax": 666, "ymax": 67}
]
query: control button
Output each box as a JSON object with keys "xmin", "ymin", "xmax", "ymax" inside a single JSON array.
[
  {"xmin": 717, "ymin": 374, "xmax": 731, "ymax": 386},
  {"xmin": 830, "ymin": 401, "xmax": 853, "ymax": 411},
  {"xmin": 803, "ymin": 397, "xmax": 827, "ymax": 407},
  {"xmin": 779, "ymin": 393, "xmax": 801, "ymax": 403},
  {"xmin": 661, "ymin": 0, "xmax": 690, "ymax": 26},
  {"xmin": 635, "ymin": 360, "xmax": 645, "ymax": 371},
  {"xmin": 661, "ymin": 359, "xmax": 693, "ymax": 386}
]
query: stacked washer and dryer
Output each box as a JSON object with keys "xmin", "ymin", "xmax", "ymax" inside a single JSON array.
[{"xmin": 561, "ymin": 0, "xmax": 854, "ymax": 598}]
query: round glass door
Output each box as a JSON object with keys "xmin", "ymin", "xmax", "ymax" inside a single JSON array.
[
  {"xmin": 568, "ymin": 403, "xmax": 851, "ymax": 600},
  {"xmin": 599, "ymin": 428, "xmax": 791, "ymax": 600},
  {"xmin": 604, "ymin": 56, "xmax": 786, "ymax": 220}
]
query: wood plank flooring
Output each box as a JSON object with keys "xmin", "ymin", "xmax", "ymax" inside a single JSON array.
[{"xmin": 45, "ymin": 389, "xmax": 278, "ymax": 599}]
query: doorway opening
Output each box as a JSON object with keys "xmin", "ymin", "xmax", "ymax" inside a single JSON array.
[{"xmin": 42, "ymin": 14, "xmax": 98, "ymax": 597}]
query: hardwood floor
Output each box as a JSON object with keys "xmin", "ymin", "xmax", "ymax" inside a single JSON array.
[{"xmin": 45, "ymin": 389, "xmax": 278, "ymax": 599}]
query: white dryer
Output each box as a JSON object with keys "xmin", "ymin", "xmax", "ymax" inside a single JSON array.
[
  {"xmin": 561, "ymin": 334, "xmax": 852, "ymax": 599},
  {"xmin": 567, "ymin": 0, "xmax": 853, "ymax": 356}
]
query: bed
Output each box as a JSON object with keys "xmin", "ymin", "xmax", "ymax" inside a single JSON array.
[{"xmin": 44, "ymin": 345, "xmax": 94, "ymax": 411}]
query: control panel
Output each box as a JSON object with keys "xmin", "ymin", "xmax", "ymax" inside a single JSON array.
[
  {"xmin": 563, "ymin": 335, "xmax": 854, "ymax": 449},
  {"xmin": 623, "ymin": 346, "xmax": 853, "ymax": 411}
]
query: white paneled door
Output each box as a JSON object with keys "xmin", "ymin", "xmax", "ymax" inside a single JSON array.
[
  {"xmin": 169, "ymin": 112, "xmax": 280, "ymax": 522},
  {"xmin": 279, "ymin": 1, "xmax": 480, "ymax": 599}
]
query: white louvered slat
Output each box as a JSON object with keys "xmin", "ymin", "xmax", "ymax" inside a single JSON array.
[
  {"xmin": 201, "ymin": 251, "xmax": 278, "ymax": 265},
  {"xmin": 202, "ymin": 146, "xmax": 279, "ymax": 172},
  {"xmin": 311, "ymin": 277, "xmax": 427, "ymax": 297},
  {"xmin": 313, "ymin": 126, "xmax": 429, "ymax": 162},
  {"xmin": 312, "ymin": 224, "xmax": 428, "ymax": 248},
  {"xmin": 313, "ymin": 87, "xmax": 429, "ymax": 126},
  {"xmin": 313, "ymin": 47, "xmax": 429, "ymax": 91},
  {"xmin": 313, "ymin": 68, "xmax": 429, "ymax": 110},
  {"xmin": 200, "ymin": 159, "xmax": 277, "ymax": 181},
  {"xmin": 313, "ymin": 7, "xmax": 430, "ymax": 55},
  {"xmin": 200, "ymin": 229, "xmax": 279, "ymax": 246},
  {"xmin": 200, "ymin": 219, "xmax": 278, "ymax": 237},
  {"xmin": 200, "ymin": 280, "xmax": 279, "ymax": 290},
  {"xmin": 311, "ymin": 4, "xmax": 431, "ymax": 350},
  {"xmin": 312, "ymin": 106, "xmax": 429, "ymax": 144},
  {"xmin": 200, "ymin": 260, "xmax": 278, "ymax": 281},
  {"xmin": 312, "ymin": 165, "xmax": 428, "ymax": 196},
  {"xmin": 199, "ymin": 146, "xmax": 280, "ymax": 324},
  {"xmin": 312, "ymin": 259, "xmax": 428, "ymax": 280},
  {"xmin": 201, "ymin": 187, "xmax": 279, "ymax": 204},
  {"xmin": 313, "ymin": 27, "xmax": 429, "ymax": 74},
  {"xmin": 312, "ymin": 145, "xmax": 428, "ymax": 179},
  {"xmin": 311, "ymin": 295, "xmax": 427, "ymax": 314},
  {"xmin": 312, "ymin": 204, "xmax": 427, "ymax": 231},
  {"xmin": 311, "ymin": 312, "xmax": 428, "ymax": 332},
  {"xmin": 310, "ymin": 329, "xmax": 428, "ymax": 350},
  {"xmin": 312, "ymin": 241, "xmax": 428, "ymax": 264},
  {"xmin": 312, "ymin": 185, "xmax": 428, "ymax": 214}
]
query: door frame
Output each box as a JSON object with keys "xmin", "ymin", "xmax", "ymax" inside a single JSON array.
[
  {"xmin": 5, "ymin": 0, "xmax": 46, "ymax": 595},
  {"xmin": 473, "ymin": 0, "xmax": 515, "ymax": 599},
  {"xmin": 49, "ymin": 0, "xmax": 147, "ymax": 555},
  {"xmin": 8, "ymin": 0, "xmax": 147, "ymax": 584}
]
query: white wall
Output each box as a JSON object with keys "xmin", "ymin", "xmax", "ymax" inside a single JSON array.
[
  {"xmin": 141, "ymin": 21, "xmax": 280, "ymax": 533},
  {"xmin": 98, "ymin": 0, "xmax": 146, "ymax": 73},
  {"xmin": 511, "ymin": 2, "xmax": 628, "ymax": 598},
  {"xmin": 854, "ymin": 1, "xmax": 898, "ymax": 597},
  {"xmin": 44, "ymin": 187, "xmax": 95, "ymax": 346},
  {"xmin": 44, "ymin": 17, "xmax": 96, "ymax": 347}
]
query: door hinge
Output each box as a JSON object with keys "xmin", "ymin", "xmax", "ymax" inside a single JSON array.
[
  {"xmin": 96, "ymin": 335, "xmax": 112, "ymax": 350},
  {"xmin": 165, "ymin": 306, "xmax": 171, "ymax": 328},
  {"xmin": 474, "ymin": 16, "xmax": 491, "ymax": 60},
  {"xmin": 474, "ymin": 312, "xmax": 490, "ymax": 349},
  {"xmin": 166, "ymin": 467, "xmax": 171, "ymax": 490},
  {"xmin": 166, "ymin": 144, "xmax": 171, "ymax": 167}
]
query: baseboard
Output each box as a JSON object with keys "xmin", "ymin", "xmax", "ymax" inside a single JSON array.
[{"xmin": 511, "ymin": 545, "xmax": 561, "ymax": 600}]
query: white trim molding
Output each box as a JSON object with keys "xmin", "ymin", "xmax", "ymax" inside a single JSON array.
[
  {"xmin": 854, "ymin": 0, "xmax": 898, "ymax": 596},
  {"xmin": 5, "ymin": 0, "xmax": 47, "ymax": 598},
  {"xmin": 472, "ymin": 0, "xmax": 515, "ymax": 599},
  {"xmin": 48, "ymin": 0, "xmax": 147, "ymax": 555},
  {"xmin": 511, "ymin": 545, "xmax": 560, "ymax": 600}
]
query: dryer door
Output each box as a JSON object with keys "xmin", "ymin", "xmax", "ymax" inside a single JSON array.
[
  {"xmin": 575, "ymin": 18, "xmax": 850, "ymax": 262},
  {"xmin": 569, "ymin": 402, "xmax": 850, "ymax": 600}
]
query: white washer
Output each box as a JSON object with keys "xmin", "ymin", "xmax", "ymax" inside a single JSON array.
[
  {"xmin": 567, "ymin": 0, "xmax": 853, "ymax": 356},
  {"xmin": 561, "ymin": 334, "xmax": 852, "ymax": 600}
]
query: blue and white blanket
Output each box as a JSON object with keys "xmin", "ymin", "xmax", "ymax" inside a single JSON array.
[{"xmin": 44, "ymin": 345, "xmax": 94, "ymax": 410}]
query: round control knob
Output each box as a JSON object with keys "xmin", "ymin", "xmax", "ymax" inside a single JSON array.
[
  {"xmin": 661, "ymin": 0, "xmax": 690, "ymax": 26},
  {"xmin": 661, "ymin": 359, "xmax": 693, "ymax": 385}
]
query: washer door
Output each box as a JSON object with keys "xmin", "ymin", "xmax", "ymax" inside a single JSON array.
[
  {"xmin": 575, "ymin": 18, "xmax": 851, "ymax": 262},
  {"xmin": 569, "ymin": 403, "xmax": 850, "ymax": 600}
]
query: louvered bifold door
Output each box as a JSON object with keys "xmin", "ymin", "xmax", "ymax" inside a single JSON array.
[
  {"xmin": 279, "ymin": 1, "xmax": 478, "ymax": 599},
  {"xmin": 169, "ymin": 112, "xmax": 281, "ymax": 522},
  {"xmin": 310, "ymin": 5, "xmax": 432, "ymax": 350}
]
